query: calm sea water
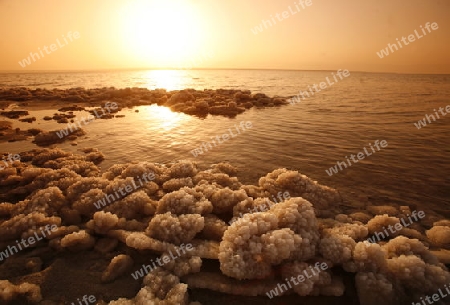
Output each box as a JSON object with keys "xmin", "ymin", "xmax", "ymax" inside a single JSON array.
[{"xmin": 1, "ymin": 70, "xmax": 449, "ymax": 212}]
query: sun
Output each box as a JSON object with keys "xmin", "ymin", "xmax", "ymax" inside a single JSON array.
[{"xmin": 119, "ymin": 0, "xmax": 204, "ymax": 68}]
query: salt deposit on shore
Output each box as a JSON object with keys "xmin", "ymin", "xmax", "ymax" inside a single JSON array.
[
  {"xmin": 0, "ymin": 148, "xmax": 449, "ymax": 304},
  {"xmin": 0, "ymin": 87, "xmax": 288, "ymax": 118},
  {"xmin": 0, "ymin": 87, "xmax": 289, "ymax": 147}
]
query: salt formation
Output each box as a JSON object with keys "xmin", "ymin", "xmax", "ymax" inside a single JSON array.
[
  {"xmin": 60, "ymin": 230, "xmax": 96, "ymax": 251},
  {"xmin": 427, "ymin": 225, "xmax": 450, "ymax": 248},
  {"xmin": 280, "ymin": 262, "xmax": 330, "ymax": 296},
  {"xmin": 102, "ymin": 254, "xmax": 134, "ymax": 283},
  {"xmin": 0, "ymin": 87, "xmax": 289, "ymax": 120},
  {"xmin": 0, "ymin": 148, "xmax": 449, "ymax": 304},
  {"xmin": 110, "ymin": 268, "xmax": 190, "ymax": 305},
  {"xmin": 0, "ymin": 280, "xmax": 42, "ymax": 303},
  {"xmin": 257, "ymin": 168, "xmax": 342, "ymax": 214},
  {"xmin": 219, "ymin": 212, "xmax": 302, "ymax": 279},
  {"xmin": 146, "ymin": 212, "xmax": 205, "ymax": 244}
]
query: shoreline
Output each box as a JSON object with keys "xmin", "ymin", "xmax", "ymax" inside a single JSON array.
[{"xmin": 0, "ymin": 147, "xmax": 449, "ymax": 304}]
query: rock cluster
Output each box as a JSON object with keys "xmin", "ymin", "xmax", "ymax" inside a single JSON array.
[
  {"xmin": 0, "ymin": 148, "xmax": 449, "ymax": 304},
  {"xmin": 0, "ymin": 87, "xmax": 288, "ymax": 118}
]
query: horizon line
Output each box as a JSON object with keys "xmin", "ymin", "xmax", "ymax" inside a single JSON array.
[{"xmin": 0, "ymin": 68, "xmax": 449, "ymax": 76}]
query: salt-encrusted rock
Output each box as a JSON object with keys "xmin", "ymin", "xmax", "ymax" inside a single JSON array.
[
  {"xmin": 13, "ymin": 186, "xmax": 66, "ymax": 216},
  {"xmin": 433, "ymin": 219, "xmax": 450, "ymax": 227},
  {"xmin": 271, "ymin": 197, "xmax": 320, "ymax": 261},
  {"xmin": 30, "ymin": 148, "xmax": 71, "ymax": 166},
  {"xmin": 167, "ymin": 160, "xmax": 198, "ymax": 178},
  {"xmin": 199, "ymin": 215, "xmax": 227, "ymax": 241},
  {"xmin": 367, "ymin": 205, "xmax": 399, "ymax": 217},
  {"xmin": 319, "ymin": 234, "xmax": 356, "ymax": 264},
  {"xmin": 348, "ymin": 212, "xmax": 372, "ymax": 224},
  {"xmin": 93, "ymin": 211, "xmax": 119, "ymax": 234},
  {"xmin": 102, "ymin": 254, "xmax": 134, "ymax": 283},
  {"xmin": 208, "ymin": 188, "xmax": 248, "ymax": 214},
  {"xmin": 0, "ymin": 202, "xmax": 15, "ymax": 217},
  {"xmin": 146, "ymin": 212, "xmax": 204, "ymax": 245},
  {"xmin": 106, "ymin": 190, "xmax": 157, "ymax": 219},
  {"xmin": 355, "ymin": 272, "xmax": 396, "ymax": 305},
  {"xmin": 33, "ymin": 129, "xmax": 86, "ymax": 146},
  {"xmin": 29, "ymin": 168, "xmax": 81, "ymax": 193},
  {"xmin": 219, "ymin": 211, "xmax": 302, "ymax": 279},
  {"xmin": 367, "ymin": 214, "xmax": 401, "ymax": 237},
  {"xmin": 109, "ymin": 268, "xmax": 189, "ymax": 305},
  {"xmin": 386, "ymin": 254, "xmax": 450, "ymax": 293},
  {"xmin": 163, "ymin": 177, "xmax": 194, "ymax": 192},
  {"xmin": 125, "ymin": 232, "xmax": 219, "ymax": 259},
  {"xmin": 193, "ymin": 172, "xmax": 240, "ymax": 189},
  {"xmin": 0, "ymin": 280, "xmax": 42, "ymax": 303},
  {"xmin": 426, "ymin": 225, "xmax": 450, "ymax": 249},
  {"xmin": 382, "ymin": 236, "xmax": 441, "ymax": 265},
  {"xmin": 258, "ymin": 168, "xmax": 342, "ymax": 211},
  {"xmin": 67, "ymin": 177, "xmax": 110, "ymax": 202},
  {"xmin": 156, "ymin": 187, "xmax": 213, "ymax": 215},
  {"xmin": 280, "ymin": 262, "xmax": 322, "ymax": 296},
  {"xmin": 0, "ymin": 147, "xmax": 449, "ymax": 303},
  {"xmin": 166, "ymin": 91, "xmax": 195, "ymax": 106},
  {"xmin": 335, "ymin": 214, "xmax": 353, "ymax": 223},
  {"xmin": 72, "ymin": 188, "xmax": 108, "ymax": 216},
  {"xmin": 0, "ymin": 212, "xmax": 61, "ymax": 242},
  {"xmin": 162, "ymin": 254, "xmax": 202, "ymax": 277},
  {"xmin": 210, "ymin": 162, "xmax": 237, "ymax": 176},
  {"xmin": 322, "ymin": 221, "xmax": 369, "ymax": 241},
  {"xmin": 343, "ymin": 241, "xmax": 387, "ymax": 273},
  {"xmin": 60, "ymin": 230, "xmax": 95, "ymax": 251},
  {"xmin": 219, "ymin": 198, "xmax": 319, "ymax": 279}
]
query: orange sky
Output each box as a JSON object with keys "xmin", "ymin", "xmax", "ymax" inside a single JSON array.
[{"xmin": 0, "ymin": 0, "xmax": 449, "ymax": 73}]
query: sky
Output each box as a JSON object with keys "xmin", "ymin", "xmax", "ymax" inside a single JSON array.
[{"xmin": 0, "ymin": 0, "xmax": 449, "ymax": 74}]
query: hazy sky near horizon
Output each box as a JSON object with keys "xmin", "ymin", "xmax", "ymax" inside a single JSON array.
[{"xmin": 0, "ymin": 0, "xmax": 449, "ymax": 73}]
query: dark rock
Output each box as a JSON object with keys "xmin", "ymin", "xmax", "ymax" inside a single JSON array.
[
  {"xmin": 19, "ymin": 117, "xmax": 36, "ymax": 123},
  {"xmin": 58, "ymin": 106, "xmax": 85, "ymax": 112},
  {"xmin": 0, "ymin": 121, "xmax": 12, "ymax": 131},
  {"xmin": 0, "ymin": 110, "xmax": 29, "ymax": 119},
  {"xmin": 57, "ymin": 118, "xmax": 69, "ymax": 124},
  {"xmin": 27, "ymin": 128, "xmax": 42, "ymax": 136},
  {"xmin": 33, "ymin": 129, "xmax": 86, "ymax": 146}
]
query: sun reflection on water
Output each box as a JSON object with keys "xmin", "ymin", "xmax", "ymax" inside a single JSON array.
[
  {"xmin": 143, "ymin": 70, "xmax": 190, "ymax": 91},
  {"xmin": 141, "ymin": 104, "xmax": 189, "ymax": 131}
]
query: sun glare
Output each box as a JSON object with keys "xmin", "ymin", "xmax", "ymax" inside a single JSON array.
[
  {"xmin": 143, "ymin": 104, "xmax": 187, "ymax": 131},
  {"xmin": 143, "ymin": 70, "xmax": 190, "ymax": 91},
  {"xmin": 120, "ymin": 0, "xmax": 204, "ymax": 68}
]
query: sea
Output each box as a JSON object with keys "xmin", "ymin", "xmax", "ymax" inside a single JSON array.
[{"xmin": 1, "ymin": 69, "xmax": 449, "ymax": 212}]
